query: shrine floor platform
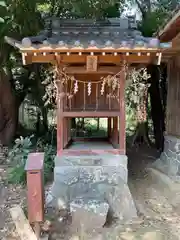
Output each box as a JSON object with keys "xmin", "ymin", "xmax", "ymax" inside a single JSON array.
[{"xmin": 67, "ymin": 140, "xmax": 114, "ymax": 150}]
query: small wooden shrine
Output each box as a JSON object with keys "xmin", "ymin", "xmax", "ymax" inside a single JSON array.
[{"xmin": 5, "ymin": 17, "xmax": 174, "ymax": 157}]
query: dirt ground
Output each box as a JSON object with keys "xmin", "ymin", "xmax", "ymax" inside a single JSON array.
[{"xmin": 1, "ymin": 146, "xmax": 180, "ymax": 239}]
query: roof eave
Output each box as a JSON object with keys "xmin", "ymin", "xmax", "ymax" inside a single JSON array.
[
  {"xmin": 4, "ymin": 36, "xmax": 22, "ymax": 49},
  {"xmin": 156, "ymin": 7, "xmax": 180, "ymax": 41}
]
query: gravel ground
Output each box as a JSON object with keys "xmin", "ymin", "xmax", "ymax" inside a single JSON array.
[{"xmin": 1, "ymin": 146, "xmax": 180, "ymax": 239}]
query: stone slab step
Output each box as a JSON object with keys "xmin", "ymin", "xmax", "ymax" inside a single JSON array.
[
  {"xmin": 146, "ymin": 167, "xmax": 180, "ymax": 211},
  {"xmin": 55, "ymin": 154, "xmax": 127, "ymax": 167}
]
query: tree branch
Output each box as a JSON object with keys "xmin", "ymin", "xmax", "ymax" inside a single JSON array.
[{"xmin": 135, "ymin": 0, "xmax": 147, "ymax": 19}]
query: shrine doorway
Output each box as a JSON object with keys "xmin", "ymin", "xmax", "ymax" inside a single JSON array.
[{"xmin": 71, "ymin": 118, "xmax": 108, "ymax": 139}]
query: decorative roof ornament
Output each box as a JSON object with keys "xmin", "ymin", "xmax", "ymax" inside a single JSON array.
[
  {"xmin": 58, "ymin": 40, "xmax": 65, "ymax": 47},
  {"xmin": 89, "ymin": 40, "xmax": 96, "ymax": 47},
  {"xmin": 148, "ymin": 38, "xmax": 160, "ymax": 48},
  {"xmin": 135, "ymin": 40, "xmax": 146, "ymax": 48},
  {"xmin": 74, "ymin": 40, "xmax": 82, "ymax": 47},
  {"xmin": 43, "ymin": 40, "xmax": 49, "ymax": 46},
  {"xmin": 105, "ymin": 40, "xmax": 113, "ymax": 47},
  {"xmin": 22, "ymin": 38, "xmax": 32, "ymax": 47},
  {"xmin": 121, "ymin": 40, "xmax": 128, "ymax": 48}
]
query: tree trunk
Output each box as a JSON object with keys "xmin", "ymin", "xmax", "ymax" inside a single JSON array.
[
  {"xmin": 41, "ymin": 107, "xmax": 48, "ymax": 131},
  {"xmin": 148, "ymin": 65, "xmax": 165, "ymax": 150},
  {"xmin": 97, "ymin": 118, "xmax": 100, "ymax": 131},
  {"xmin": 71, "ymin": 118, "xmax": 76, "ymax": 129},
  {"xmin": 132, "ymin": 121, "xmax": 151, "ymax": 147},
  {"xmin": 131, "ymin": 84, "xmax": 151, "ymax": 147},
  {"xmin": 0, "ymin": 70, "xmax": 17, "ymax": 145}
]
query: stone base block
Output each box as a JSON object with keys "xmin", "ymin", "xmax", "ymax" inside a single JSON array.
[
  {"xmin": 46, "ymin": 153, "xmax": 137, "ymax": 223},
  {"xmin": 70, "ymin": 196, "xmax": 109, "ymax": 231},
  {"xmin": 152, "ymin": 135, "xmax": 180, "ymax": 177},
  {"xmin": 94, "ymin": 181, "xmax": 137, "ymax": 221},
  {"xmin": 54, "ymin": 154, "xmax": 128, "ymax": 184}
]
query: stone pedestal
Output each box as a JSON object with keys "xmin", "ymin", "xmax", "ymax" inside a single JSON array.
[
  {"xmin": 46, "ymin": 153, "xmax": 137, "ymax": 228},
  {"xmin": 152, "ymin": 135, "xmax": 180, "ymax": 177}
]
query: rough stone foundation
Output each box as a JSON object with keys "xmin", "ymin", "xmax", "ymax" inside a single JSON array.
[
  {"xmin": 46, "ymin": 153, "xmax": 137, "ymax": 229},
  {"xmin": 152, "ymin": 135, "xmax": 180, "ymax": 178}
]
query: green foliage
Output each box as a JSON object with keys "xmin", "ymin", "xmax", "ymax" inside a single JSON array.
[
  {"xmin": 8, "ymin": 135, "xmax": 56, "ymax": 185},
  {"xmin": 126, "ymin": 68, "xmax": 151, "ymax": 109},
  {"xmin": 8, "ymin": 136, "xmax": 33, "ymax": 184},
  {"xmin": 41, "ymin": 0, "xmax": 124, "ymax": 19},
  {"xmin": 139, "ymin": 10, "xmax": 168, "ymax": 37},
  {"xmin": 133, "ymin": 0, "xmax": 179, "ymax": 37},
  {"xmin": 0, "ymin": 1, "xmax": 7, "ymax": 23}
]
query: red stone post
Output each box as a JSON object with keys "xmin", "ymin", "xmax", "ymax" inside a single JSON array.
[{"xmin": 25, "ymin": 152, "xmax": 45, "ymax": 237}]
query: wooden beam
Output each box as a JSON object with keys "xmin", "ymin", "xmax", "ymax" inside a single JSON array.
[
  {"xmin": 60, "ymin": 54, "xmax": 154, "ymax": 64},
  {"xmin": 26, "ymin": 54, "xmax": 56, "ymax": 64},
  {"xmin": 23, "ymin": 53, "xmax": 162, "ymax": 65},
  {"xmin": 22, "ymin": 52, "xmax": 174, "ymax": 65},
  {"xmin": 63, "ymin": 66, "xmax": 123, "ymax": 75},
  {"xmin": 9, "ymin": 206, "xmax": 37, "ymax": 240},
  {"xmin": 63, "ymin": 111, "xmax": 120, "ymax": 117}
]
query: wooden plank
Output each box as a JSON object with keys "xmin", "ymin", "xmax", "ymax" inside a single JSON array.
[
  {"xmin": 119, "ymin": 68, "xmax": 126, "ymax": 154},
  {"xmin": 27, "ymin": 54, "xmax": 55, "ymax": 64},
  {"xmin": 63, "ymin": 111, "xmax": 120, "ymax": 117},
  {"xmin": 63, "ymin": 66, "xmax": 122, "ymax": 74},
  {"xmin": 59, "ymin": 54, "xmax": 154, "ymax": 64},
  {"xmin": 62, "ymin": 149, "xmax": 125, "ymax": 155},
  {"xmin": 9, "ymin": 205, "xmax": 37, "ymax": 240},
  {"xmin": 166, "ymin": 56, "xmax": 180, "ymax": 136}
]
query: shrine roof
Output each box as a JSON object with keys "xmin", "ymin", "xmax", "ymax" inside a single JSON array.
[
  {"xmin": 5, "ymin": 17, "xmax": 172, "ymax": 52},
  {"xmin": 156, "ymin": 6, "xmax": 180, "ymax": 42}
]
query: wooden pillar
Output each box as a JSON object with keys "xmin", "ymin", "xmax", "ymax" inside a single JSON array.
[
  {"xmin": 63, "ymin": 118, "xmax": 68, "ymax": 148},
  {"xmin": 108, "ymin": 118, "xmax": 111, "ymax": 139},
  {"xmin": 113, "ymin": 117, "xmax": 118, "ymax": 145},
  {"xmin": 57, "ymin": 80, "xmax": 64, "ymax": 156},
  {"xmin": 119, "ymin": 67, "xmax": 126, "ymax": 154},
  {"xmin": 68, "ymin": 118, "xmax": 71, "ymax": 142}
]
